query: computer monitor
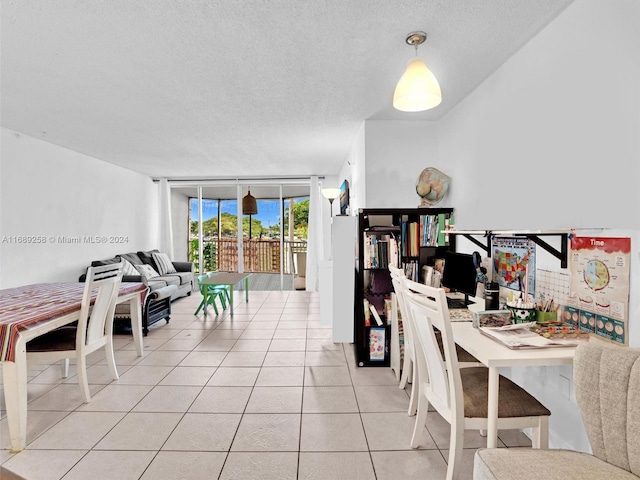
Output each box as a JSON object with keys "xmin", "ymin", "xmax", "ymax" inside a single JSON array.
[{"xmin": 441, "ymin": 251, "xmax": 478, "ymax": 303}]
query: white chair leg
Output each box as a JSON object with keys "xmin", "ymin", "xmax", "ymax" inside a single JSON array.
[
  {"xmin": 532, "ymin": 416, "xmax": 549, "ymax": 449},
  {"xmin": 407, "ymin": 364, "xmax": 418, "ymax": 416},
  {"xmin": 105, "ymin": 340, "xmax": 119, "ymax": 382},
  {"xmin": 399, "ymin": 354, "xmax": 412, "ymax": 389},
  {"xmin": 60, "ymin": 359, "xmax": 69, "ymax": 378},
  {"xmin": 410, "ymin": 391, "xmax": 428, "ymax": 448},
  {"xmin": 446, "ymin": 417, "xmax": 465, "ymax": 480},
  {"xmin": 76, "ymin": 354, "xmax": 91, "ymax": 403}
]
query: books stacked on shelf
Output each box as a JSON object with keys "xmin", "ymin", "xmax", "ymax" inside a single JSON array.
[
  {"xmin": 402, "ymin": 214, "xmax": 449, "ymax": 255},
  {"xmin": 364, "ymin": 233, "xmax": 399, "ymax": 269},
  {"xmin": 419, "ymin": 213, "xmax": 448, "ymax": 246},
  {"xmin": 402, "ymin": 260, "xmax": 419, "ymax": 281},
  {"xmin": 401, "ymin": 221, "xmax": 419, "ymax": 257}
]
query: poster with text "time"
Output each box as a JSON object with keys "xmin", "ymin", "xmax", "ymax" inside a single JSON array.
[{"xmin": 569, "ymin": 236, "xmax": 630, "ymax": 345}]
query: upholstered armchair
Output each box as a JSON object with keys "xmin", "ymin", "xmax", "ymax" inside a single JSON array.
[{"xmin": 474, "ymin": 341, "xmax": 640, "ymax": 480}]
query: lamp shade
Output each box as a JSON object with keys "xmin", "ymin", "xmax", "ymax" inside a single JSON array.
[
  {"xmin": 393, "ymin": 57, "xmax": 442, "ymax": 112},
  {"xmin": 321, "ymin": 188, "xmax": 341, "ymax": 201},
  {"xmin": 242, "ymin": 189, "xmax": 258, "ymax": 215}
]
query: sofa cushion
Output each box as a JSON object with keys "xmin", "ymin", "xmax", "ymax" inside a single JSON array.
[
  {"xmin": 120, "ymin": 258, "xmax": 139, "ymax": 276},
  {"xmin": 91, "ymin": 257, "xmax": 121, "ymax": 267},
  {"xmin": 162, "ymin": 272, "xmax": 193, "ymax": 286},
  {"xmin": 155, "ymin": 275, "xmax": 181, "ymax": 287},
  {"xmin": 119, "ymin": 252, "xmax": 144, "ymax": 266},
  {"xmin": 146, "ymin": 279, "xmax": 169, "ymax": 290},
  {"xmin": 152, "ymin": 251, "xmax": 177, "ymax": 275},
  {"xmin": 135, "ymin": 264, "xmax": 160, "ymax": 280},
  {"xmin": 137, "ymin": 249, "xmax": 160, "ymax": 270}
]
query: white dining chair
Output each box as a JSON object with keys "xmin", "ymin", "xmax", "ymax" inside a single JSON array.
[
  {"xmin": 390, "ymin": 265, "xmax": 481, "ymax": 417},
  {"xmin": 401, "ymin": 277, "xmax": 550, "ymax": 480},
  {"xmin": 26, "ymin": 263, "xmax": 124, "ymax": 402},
  {"xmin": 389, "ymin": 264, "xmax": 419, "ymax": 415}
]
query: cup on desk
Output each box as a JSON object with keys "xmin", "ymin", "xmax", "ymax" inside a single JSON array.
[{"xmin": 484, "ymin": 282, "xmax": 500, "ymax": 310}]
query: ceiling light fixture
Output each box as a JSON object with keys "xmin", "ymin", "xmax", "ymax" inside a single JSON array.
[
  {"xmin": 242, "ymin": 188, "xmax": 258, "ymax": 239},
  {"xmin": 393, "ymin": 31, "xmax": 442, "ymax": 112}
]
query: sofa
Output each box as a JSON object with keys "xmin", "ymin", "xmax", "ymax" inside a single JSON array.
[{"xmin": 80, "ymin": 249, "xmax": 195, "ymax": 334}]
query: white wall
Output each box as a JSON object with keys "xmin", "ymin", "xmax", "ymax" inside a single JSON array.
[
  {"xmin": 340, "ymin": 122, "xmax": 366, "ymax": 214},
  {"xmin": 364, "ymin": 120, "xmax": 443, "ymax": 209},
  {"xmin": 355, "ymin": 0, "xmax": 639, "ymax": 452},
  {"xmin": 0, "ymin": 128, "xmax": 158, "ymax": 287},
  {"xmin": 439, "ymin": 0, "xmax": 639, "ymax": 232}
]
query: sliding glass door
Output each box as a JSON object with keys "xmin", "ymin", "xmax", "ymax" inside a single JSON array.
[{"xmin": 181, "ymin": 183, "xmax": 310, "ymax": 290}]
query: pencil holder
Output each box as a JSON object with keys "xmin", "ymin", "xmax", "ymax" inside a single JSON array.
[
  {"xmin": 535, "ymin": 310, "xmax": 558, "ymax": 324},
  {"xmin": 507, "ymin": 306, "xmax": 537, "ymax": 324}
]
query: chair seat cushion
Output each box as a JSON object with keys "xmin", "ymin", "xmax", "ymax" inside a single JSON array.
[
  {"xmin": 474, "ymin": 447, "xmax": 640, "ymax": 480},
  {"xmin": 461, "ymin": 367, "xmax": 551, "ymax": 419},
  {"xmin": 26, "ymin": 326, "xmax": 77, "ymax": 352}
]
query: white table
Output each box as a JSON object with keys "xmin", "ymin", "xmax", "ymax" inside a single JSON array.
[
  {"xmin": 1, "ymin": 283, "xmax": 147, "ymax": 452},
  {"xmin": 450, "ymin": 322, "xmax": 576, "ymax": 448}
]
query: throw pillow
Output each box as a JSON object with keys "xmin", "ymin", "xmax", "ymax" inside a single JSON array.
[
  {"xmin": 135, "ymin": 264, "xmax": 160, "ymax": 280},
  {"xmin": 152, "ymin": 252, "xmax": 177, "ymax": 275},
  {"xmin": 120, "ymin": 258, "xmax": 139, "ymax": 276}
]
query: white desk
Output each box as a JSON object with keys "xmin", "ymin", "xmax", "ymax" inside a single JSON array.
[{"xmin": 450, "ymin": 321, "xmax": 576, "ymax": 448}]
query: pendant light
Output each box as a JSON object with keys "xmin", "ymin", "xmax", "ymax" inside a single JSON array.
[
  {"xmin": 242, "ymin": 188, "xmax": 258, "ymax": 239},
  {"xmin": 393, "ymin": 31, "xmax": 442, "ymax": 112}
]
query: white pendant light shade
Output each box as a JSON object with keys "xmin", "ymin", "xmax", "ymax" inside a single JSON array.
[{"xmin": 393, "ymin": 57, "xmax": 442, "ymax": 112}]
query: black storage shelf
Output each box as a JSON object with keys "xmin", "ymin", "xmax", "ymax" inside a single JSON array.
[{"xmin": 354, "ymin": 207, "xmax": 455, "ymax": 367}]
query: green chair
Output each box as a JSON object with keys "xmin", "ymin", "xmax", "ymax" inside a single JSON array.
[
  {"xmin": 207, "ymin": 271, "xmax": 231, "ymax": 306},
  {"xmin": 194, "ymin": 274, "xmax": 226, "ymax": 315}
]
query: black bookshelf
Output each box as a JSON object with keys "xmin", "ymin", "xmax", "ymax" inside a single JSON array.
[{"xmin": 354, "ymin": 207, "xmax": 455, "ymax": 367}]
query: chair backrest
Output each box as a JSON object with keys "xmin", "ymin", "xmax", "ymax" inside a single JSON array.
[
  {"xmin": 79, "ymin": 263, "xmax": 123, "ymax": 349},
  {"xmin": 402, "ymin": 277, "xmax": 463, "ymax": 421},
  {"xmin": 389, "ymin": 265, "xmax": 414, "ymax": 355},
  {"xmin": 574, "ymin": 342, "xmax": 640, "ymax": 476}
]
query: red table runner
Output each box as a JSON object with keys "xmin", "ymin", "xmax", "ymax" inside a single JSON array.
[{"xmin": 0, "ymin": 282, "xmax": 146, "ymax": 362}]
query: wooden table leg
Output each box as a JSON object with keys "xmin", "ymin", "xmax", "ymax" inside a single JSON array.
[
  {"xmin": 128, "ymin": 294, "xmax": 144, "ymax": 356},
  {"xmin": 2, "ymin": 338, "xmax": 29, "ymax": 452}
]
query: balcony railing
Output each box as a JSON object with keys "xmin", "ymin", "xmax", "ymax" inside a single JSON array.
[{"xmin": 190, "ymin": 237, "xmax": 306, "ymax": 274}]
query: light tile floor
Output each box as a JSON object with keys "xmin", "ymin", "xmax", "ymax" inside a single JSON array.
[{"xmin": 0, "ymin": 290, "xmax": 532, "ymax": 479}]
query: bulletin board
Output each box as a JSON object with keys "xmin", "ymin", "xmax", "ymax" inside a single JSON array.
[{"xmin": 568, "ymin": 236, "xmax": 631, "ymax": 345}]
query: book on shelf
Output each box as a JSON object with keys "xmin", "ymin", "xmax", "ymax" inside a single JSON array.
[
  {"xmin": 400, "ymin": 214, "xmax": 450, "ymax": 252},
  {"xmin": 364, "ymin": 233, "xmax": 398, "ymax": 269},
  {"xmin": 402, "ymin": 260, "xmax": 419, "ymax": 282},
  {"xmin": 418, "ymin": 213, "xmax": 448, "ymax": 247}
]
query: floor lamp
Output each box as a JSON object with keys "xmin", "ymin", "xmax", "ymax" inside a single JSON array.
[
  {"xmin": 321, "ymin": 188, "xmax": 340, "ymax": 218},
  {"xmin": 321, "ymin": 188, "xmax": 340, "ymax": 260}
]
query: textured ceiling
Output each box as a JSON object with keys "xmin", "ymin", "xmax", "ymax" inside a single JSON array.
[{"xmin": 1, "ymin": 0, "xmax": 574, "ymax": 179}]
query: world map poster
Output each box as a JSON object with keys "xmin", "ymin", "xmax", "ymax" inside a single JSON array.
[
  {"xmin": 568, "ymin": 236, "xmax": 631, "ymax": 345},
  {"xmin": 492, "ymin": 236, "xmax": 536, "ymax": 297}
]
